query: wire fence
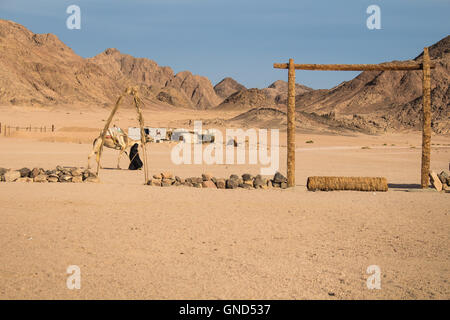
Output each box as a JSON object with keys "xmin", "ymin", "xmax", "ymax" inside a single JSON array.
[{"xmin": 0, "ymin": 122, "xmax": 55, "ymax": 137}]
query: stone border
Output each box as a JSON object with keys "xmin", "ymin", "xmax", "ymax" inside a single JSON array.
[
  {"xmin": 147, "ymin": 172, "xmax": 289, "ymax": 189},
  {"xmin": 0, "ymin": 166, "xmax": 99, "ymax": 183}
]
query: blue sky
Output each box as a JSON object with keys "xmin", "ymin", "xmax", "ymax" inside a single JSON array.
[{"xmin": 1, "ymin": 0, "xmax": 449, "ymax": 89}]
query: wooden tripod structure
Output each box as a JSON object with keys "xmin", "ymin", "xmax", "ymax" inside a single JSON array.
[
  {"xmin": 96, "ymin": 86, "xmax": 150, "ymax": 183},
  {"xmin": 274, "ymin": 47, "xmax": 435, "ymax": 189}
]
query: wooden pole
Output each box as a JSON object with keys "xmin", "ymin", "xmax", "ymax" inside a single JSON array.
[
  {"xmin": 287, "ymin": 58, "xmax": 296, "ymax": 187},
  {"xmin": 96, "ymin": 91, "xmax": 126, "ymax": 175},
  {"xmin": 274, "ymin": 61, "xmax": 436, "ymax": 71},
  {"xmin": 131, "ymin": 87, "xmax": 150, "ymax": 184},
  {"xmin": 421, "ymin": 47, "xmax": 432, "ymax": 189}
]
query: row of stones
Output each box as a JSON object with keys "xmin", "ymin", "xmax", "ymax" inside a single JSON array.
[
  {"xmin": 147, "ymin": 172, "xmax": 289, "ymax": 189},
  {"xmin": 0, "ymin": 166, "xmax": 99, "ymax": 183}
]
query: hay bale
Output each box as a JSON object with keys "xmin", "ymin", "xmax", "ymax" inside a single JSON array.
[{"xmin": 307, "ymin": 176, "xmax": 388, "ymax": 192}]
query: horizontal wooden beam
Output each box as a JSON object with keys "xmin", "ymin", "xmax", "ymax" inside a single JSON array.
[{"xmin": 273, "ymin": 61, "xmax": 436, "ymax": 71}]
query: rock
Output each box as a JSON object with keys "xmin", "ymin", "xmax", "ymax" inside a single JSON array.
[
  {"xmin": 244, "ymin": 180, "xmax": 254, "ymax": 186},
  {"xmin": 162, "ymin": 181, "xmax": 172, "ymax": 187},
  {"xmin": 0, "ymin": 167, "xmax": 8, "ymax": 176},
  {"xmin": 239, "ymin": 183, "xmax": 253, "ymax": 189},
  {"xmin": 226, "ymin": 179, "xmax": 239, "ymax": 189},
  {"xmin": 202, "ymin": 173, "xmax": 213, "ymax": 181},
  {"xmin": 59, "ymin": 175, "xmax": 72, "ymax": 183},
  {"xmin": 267, "ymin": 179, "xmax": 273, "ymax": 188},
  {"xmin": 174, "ymin": 181, "xmax": 183, "ymax": 186},
  {"xmin": 273, "ymin": 172, "xmax": 287, "ymax": 183},
  {"xmin": 190, "ymin": 177, "xmax": 203, "ymax": 184},
  {"xmin": 34, "ymin": 174, "xmax": 48, "ymax": 183},
  {"xmin": 230, "ymin": 174, "xmax": 239, "ymax": 181},
  {"xmin": 429, "ymin": 171, "xmax": 443, "ymax": 191},
  {"xmin": 211, "ymin": 177, "xmax": 217, "ymax": 184},
  {"xmin": 162, "ymin": 178, "xmax": 175, "ymax": 185},
  {"xmin": 18, "ymin": 167, "xmax": 31, "ymax": 178},
  {"xmin": 72, "ymin": 175, "xmax": 83, "ymax": 183},
  {"xmin": 242, "ymin": 173, "xmax": 253, "ymax": 181},
  {"xmin": 175, "ymin": 176, "xmax": 184, "ymax": 183},
  {"xmin": 85, "ymin": 176, "xmax": 100, "ymax": 183},
  {"xmin": 281, "ymin": 182, "xmax": 288, "ymax": 189},
  {"xmin": 202, "ymin": 180, "xmax": 217, "ymax": 188},
  {"xmin": 443, "ymin": 184, "xmax": 450, "ymax": 191},
  {"xmin": 71, "ymin": 168, "xmax": 82, "ymax": 176},
  {"xmin": 193, "ymin": 183, "xmax": 202, "ymax": 188},
  {"xmin": 253, "ymin": 176, "xmax": 265, "ymax": 188},
  {"xmin": 216, "ymin": 178, "xmax": 226, "ymax": 189},
  {"xmin": 184, "ymin": 182, "xmax": 194, "ymax": 187},
  {"xmin": 272, "ymin": 182, "xmax": 281, "ymax": 188},
  {"xmin": 30, "ymin": 167, "xmax": 41, "ymax": 178},
  {"xmin": 16, "ymin": 177, "xmax": 32, "ymax": 183},
  {"xmin": 56, "ymin": 165, "xmax": 64, "ymax": 172},
  {"xmin": 161, "ymin": 172, "xmax": 173, "ymax": 179},
  {"xmin": 438, "ymin": 171, "xmax": 449, "ymax": 184},
  {"xmin": 150, "ymin": 179, "xmax": 162, "ymax": 186},
  {"xmin": 47, "ymin": 176, "xmax": 59, "ymax": 183},
  {"xmin": 83, "ymin": 170, "xmax": 97, "ymax": 180},
  {"xmin": 153, "ymin": 173, "xmax": 162, "ymax": 179},
  {"xmin": 4, "ymin": 170, "xmax": 21, "ymax": 182}
]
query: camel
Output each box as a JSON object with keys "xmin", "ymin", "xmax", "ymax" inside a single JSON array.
[{"xmin": 87, "ymin": 126, "xmax": 140, "ymax": 170}]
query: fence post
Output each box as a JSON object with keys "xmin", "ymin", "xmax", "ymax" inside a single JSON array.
[
  {"xmin": 287, "ymin": 58, "xmax": 296, "ymax": 188},
  {"xmin": 421, "ymin": 47, "xmax": 432, "ymax": 189}
]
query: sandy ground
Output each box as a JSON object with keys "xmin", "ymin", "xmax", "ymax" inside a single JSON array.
[{"xmin": 0, "ymin": 106, "xmax": 449, "ymax": 299}]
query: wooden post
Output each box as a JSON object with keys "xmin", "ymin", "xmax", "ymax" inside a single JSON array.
[
  {"xmin": 96, "ymin": 92, "xmax": 126, "ymax": 175},
  {"xmin": 132, "ymin": 88, "xmax": 150, "ymax": 183},
  {"xmin": 287, "ymin": 58, "xmax": 296, "ymax": 187},
  {"xmin": 421, "ymin": 47, "xmax": 431, "ymax": 189}
]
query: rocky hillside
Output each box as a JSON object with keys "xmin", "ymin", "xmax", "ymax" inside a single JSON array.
[
  {"xmin": 214, "ymin": 77, "xmax": 246, "ymax": 100},
  {"xmin": 0, "ymin": 19, "xmax": 220, "ymax": 109}
]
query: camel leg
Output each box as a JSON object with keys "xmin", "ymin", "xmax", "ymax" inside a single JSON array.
[{"xmin": 117, "ymin": 149, "xmax": 123, "ymax": 169}]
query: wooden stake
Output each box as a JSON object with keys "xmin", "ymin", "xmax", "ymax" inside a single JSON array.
[
  {"xmin": 96, "ymin": 91, "xmax": 125, "ymax": 175},
  {"xmin": 131, "ymin": 87, "xmax": 150, "ymax": 184},
  {"xmin": 287, "ymin": 58, "xmax": 296, "ymax": 187},
  {"xmin": 421, "ymin": 47, "xmax": 432, "ymax": 188}
]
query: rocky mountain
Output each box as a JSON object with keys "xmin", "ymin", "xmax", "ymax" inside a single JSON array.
[
  {"xmin": 0, "ymin": 19, "xmax": 221, "ymax": 109},
  {"xmin": 214, "ymin": 80, "xmax": 313, "ymax": 111},
  {"xmin": 290, "ymin": 36, "xmax": 450, "ymax": 133},
  {"xmin": 214, "ymin": 77, "xmax": 246, "ymax": 100}
]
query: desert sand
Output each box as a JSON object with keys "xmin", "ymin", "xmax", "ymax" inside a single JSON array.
[{"xmin": 0, "ymin": 106, "xmax": 449, "ymax": 300}]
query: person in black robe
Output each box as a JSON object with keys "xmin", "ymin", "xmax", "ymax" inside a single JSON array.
[{"xmin": 128, "ymin": 143, "xmax": 143, "ymax": 170}]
